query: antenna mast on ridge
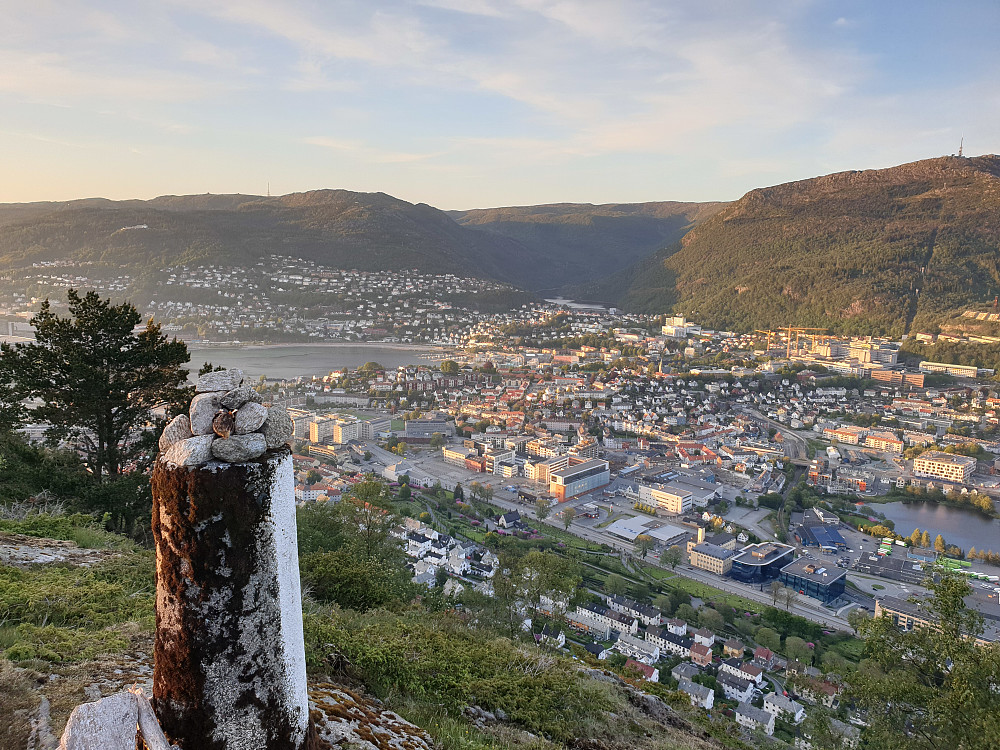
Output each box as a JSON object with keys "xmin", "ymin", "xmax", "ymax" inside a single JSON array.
[{"xmin": 958, "ymin": 136, "xmax": 964, "ymax": 158}]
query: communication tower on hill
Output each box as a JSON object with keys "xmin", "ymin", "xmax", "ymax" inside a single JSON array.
[{"xmin": 959, "ymin": 136, "xmax": 964, "ymax": 157}]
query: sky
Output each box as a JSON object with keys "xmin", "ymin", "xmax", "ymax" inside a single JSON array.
[{"xmin": 2, "ymin": 0, "xmax": 998, "ymax": 209}]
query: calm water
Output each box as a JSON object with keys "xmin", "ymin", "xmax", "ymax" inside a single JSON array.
[
  {"xmin": 187, "ymin": 344, "xmax": 448, "ymax": 380},
  {"xmin": 878, "ymin": 500, "xmax": 1000, "ymax": 552}
]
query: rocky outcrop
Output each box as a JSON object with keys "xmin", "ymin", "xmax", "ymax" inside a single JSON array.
[{"xmin": 309, "ymin": 685, "xmax": 435, "ymax": 750}]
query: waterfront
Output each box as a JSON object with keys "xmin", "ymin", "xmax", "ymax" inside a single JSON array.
[
  {"xmin": 878, "ymin": 500, "xmax": 1000, "ymax": 553},
  {"xmin": 187, "ymin": 343, "xmax": 451, "ymax": 380}
]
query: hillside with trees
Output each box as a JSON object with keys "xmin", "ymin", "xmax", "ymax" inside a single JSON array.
[
  {"xmin": 451, "ymin": 201, "xmax": 725, "ymax": 292},
  {"xmin": 597, "ymin": 155, "xmax": 1000, "ymax": 334}
]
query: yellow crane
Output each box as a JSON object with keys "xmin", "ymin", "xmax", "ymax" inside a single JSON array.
[{"xmin": 785, "ymin": 326, "xmax": 830, "ymax": 358}]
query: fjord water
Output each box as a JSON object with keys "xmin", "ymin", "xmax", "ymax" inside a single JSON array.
[{"xmin": 186, "ymin": 344, "xmax": 447, "ymax": 380}]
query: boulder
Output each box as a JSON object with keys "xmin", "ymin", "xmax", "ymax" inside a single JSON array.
[
  {"xmin": 158, "ymin": 414, "xmax": 193, "ymax": 452},
  {"xmin": 211, "ymin": 433, "xmax": 267, "ymax": 463},
  {"xmin": 162, "ymin": 435, "xmax": 215, "ymax": 467},
  {"xmin": 234, "ymin": 402, "xmax": 269, "ymax": 434},
  {"xmin": 58, "ymin": 691, "xmax": 137, "ymax": 750},
  {"xmin": 219, "ymin": 384, "xmax": 262, "ymax": 409},
  {"xmin": 196, "ymin": 369, "xmax": 243, "ymax": 393},
  {"xmin": 261, "ymin": 406, "xmax": 294, "ymax": 448},
  {"xmin": 189, "ymin": 393, "xmax": 223, "ymax": 435}
]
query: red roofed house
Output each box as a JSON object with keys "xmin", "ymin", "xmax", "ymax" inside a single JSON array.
[
  {"xmin": 753, "ymin": 647, "xmax": 775, "ymax": 669},
  {"xmin": 624, "ymin": 658, "xmax": 659, "ymax": 682},
  {"xmin": 690, "ymin": 643, "xmax": 713, "ymax": 667}
]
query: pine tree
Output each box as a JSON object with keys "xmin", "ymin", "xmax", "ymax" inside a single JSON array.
[
  {"xmin": 934, "ymin": 534, "xmax": 946, "ymax": 553},
  {"xmin": 1, "ymin": 290, "xmax": 189, "ymax": 480}
]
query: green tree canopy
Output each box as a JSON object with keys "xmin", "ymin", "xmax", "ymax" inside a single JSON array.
[
  {"xmin": 849, "ymin": 571, "xmax": 1000, "ymax": 749},
  {"xmin": 1, "ymin": 290, "xmax": 189, "ymax": 480}
]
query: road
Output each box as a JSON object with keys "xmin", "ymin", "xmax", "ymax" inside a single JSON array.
[
  {"xmin": 739, "ymin": 407, "xmax": 812, "ymax": 465},
  {"xmin": 384, "ymin": 447, "xmax": 854, "ymax": 630}
]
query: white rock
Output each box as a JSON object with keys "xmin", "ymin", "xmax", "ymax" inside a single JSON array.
[
  {"xmin": 189, "ymin": 393, "xmax": 223, "ymax": 435},
  {"xmin": 158, "ymin": 414, "xmax": 193, "ymax": 452},
  {"xmin": 211, "ymin": 433, "xmax": 266, "ymax": 463},
  {"xmin": 219, "ymin": 385, "xmax": 262, "ymax": 410},
  {"xmin": 196, "ymin": 369, "xmax": 243, "ymax": 393},
  {"xmin": 163, "ymin": 435, "xmax": 215, "ymax": 467},
  {"xmin": 261, "ymin": 406, "xmax": 294, "ymax": 448},
  {"xmin": 234, "ymin": 402, "xmax": 269, "ymax": 434},
  {"xmin": 58, "ymin": 691, "xmax": 137, "ymax": 750}
]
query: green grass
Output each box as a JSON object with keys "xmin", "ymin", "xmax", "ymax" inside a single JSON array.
[
  {"xmin": 663, "ymin": 576, "xmax": 765, "ymax": 613},
  {"xmin": 636, "ymin": 562, "xmax": 675, "ymax": 581}
]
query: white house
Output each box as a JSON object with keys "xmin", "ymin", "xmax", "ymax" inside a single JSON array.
[
  {"xmin": 764, "ymin": 692, "xmax": 805, "ymax": 724},
  {"xmin": 613, "ymin": 633, "xmax": 660, "ymax": 665},
  {"xmin": 735, "ymin": 703, "xmax": 775, "ymax": 736},
  {"xmin": 678, "ymin": 679, "xmax": 714, "ymax": 710}
]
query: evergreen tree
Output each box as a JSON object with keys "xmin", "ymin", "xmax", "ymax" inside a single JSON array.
[{"xmin": 1, "ymin": 290, "xmax": 189, "ymax": 480}]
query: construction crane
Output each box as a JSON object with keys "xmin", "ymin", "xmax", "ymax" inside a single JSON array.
[
  {"xmin": 785, "ymin": 326, "xmax": 830, "ymax": 358},
  {"xmin": 754, "ymin": 329, "xmax": 778, "ymax": 352}
]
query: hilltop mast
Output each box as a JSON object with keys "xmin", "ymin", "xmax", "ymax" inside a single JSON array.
[{"xmin": 958, "ymin": 137, "xmax": 964, "ymax": 158}]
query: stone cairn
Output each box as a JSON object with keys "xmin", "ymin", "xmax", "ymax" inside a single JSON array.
[{"xmin": 150, "ymin": 368, "xmax": 316, "ymax": 750}]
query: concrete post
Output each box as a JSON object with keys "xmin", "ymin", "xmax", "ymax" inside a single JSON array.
[{"xmin": 151, "ymin": 447, "xmax": 315, "ymax": 750}]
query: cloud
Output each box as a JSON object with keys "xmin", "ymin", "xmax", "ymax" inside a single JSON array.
[
  {"xmin": 304, "ymin": 136, "xmax": 442, "ymax": 163},
  {"xmin": 0, "ymin": 50, "xmax": 218, "ymax": 101}
]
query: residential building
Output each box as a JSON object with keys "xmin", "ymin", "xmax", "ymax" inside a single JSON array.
[
  {"xmin": 566, "ymin": 608, "xmax": 612, "ymax": 640},
  {"xmin": 864, "ymin": 431, "xmax": 904, "ymax": 453},
  {"xmin": 912, "ymin": 451, "xmax": 977, "ymax": 483},
  {"xmin": 693, "ymin": 628, "xmax": 716, "ymax": 648},
  {"xmin": 614, "ymin": 633, "xmax": 660, "ymax": 664},
  {"xmin": 624, "ymin": 658, "xmax": 659, "ymax": 682},
  {"xmin": 792, "ymin": 677, "xmax": 841, "ymax": 708},
  {"xmin": 607, "ymin": 595, "xmax": 664, "ymax": 627},
  {"xmin": 535, "ymin": 624, "xmax": 565, "ymax": 649},
  {"xmin": 646, "ymin": 626, "xmax": 692, "ymax": 657},
  {"xmin": 753, "ymin": 647, "xmax": 775, "ymax": 669},
  {"xmin": 671, "ymin": 662, "xmax": 700, "ymax": 683},
  {"xmin": 678, "ymin": 679, "xmax": 714, "ymax": 710},
  {"xmin": 690, "ymin": 642, "xmax": 713, "ymax": 667},
  {"xmin": 735, "ymin": 703, "xmax": 775, "ymax": 736},
  {"xmin": 583, "ymin": 643, "xmax": 609, "ymax": 660},
  {"xmin": 763, "ymin": 693, "xmax": 805, "ymax": 724},
  {"xmin": 723, "ymin": 639, "xmax": 745, "ymax": 659},
  {"xmin": 874, "ymin": 595, "xmax": 998, "ymax": 646},
  {"xmin": 497, "ymin": 511, "xmax": 521, "ymax": 529},
  {"xmin": 718, "ymin": 672, "xmax": 755, "ymax": 703},
  {"xmin": 666, "ymin": 618, "xmax": 687, "ymax": 636}
]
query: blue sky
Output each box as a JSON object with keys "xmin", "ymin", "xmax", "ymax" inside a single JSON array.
[{"xmin": 2, "ymin": 0, "xmax": 997, "ymax": 208}]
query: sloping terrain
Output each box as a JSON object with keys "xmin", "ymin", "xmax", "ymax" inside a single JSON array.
[
  {"xmin": 452, "ymin": 201, "xmax": 724, "ymax": 292},
  {"xmin": 605, "ymin": 155, "xmax": 1000, "ymax": 335}
]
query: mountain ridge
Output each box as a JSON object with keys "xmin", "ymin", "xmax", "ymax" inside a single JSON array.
[{"xmin": 594, "ymin": 155, "xmax": 1000, "ymax": 335}]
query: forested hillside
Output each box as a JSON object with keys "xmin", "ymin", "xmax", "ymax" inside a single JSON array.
[
  {"xmin": 451, "ymin": 201, "xmax": 724, "ymax": 292},
  {"xmin": 602, "ymin": 155, "xmax": 1000, "ymax": 335}
]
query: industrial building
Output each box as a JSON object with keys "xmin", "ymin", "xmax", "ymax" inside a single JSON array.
[{"xmin": 778, "ymin": 559, "xmax": 846, "ymax": 604}]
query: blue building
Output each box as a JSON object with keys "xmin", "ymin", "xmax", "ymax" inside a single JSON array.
[
  {"xmin": 729, "ymin": 543, "xmax": 795, "ymax": 584},
  {"xmin": 779, "ymin": 558, "xmax": 846, "ymax": 604},
  {"xmin": 794, "ymin": 524, "xmax": 847, "ymax": 549}
]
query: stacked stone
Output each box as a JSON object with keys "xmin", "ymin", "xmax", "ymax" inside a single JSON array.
[{"xmin": 158, "ymin": 369, "xmax": 294, "ymax": 466}]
